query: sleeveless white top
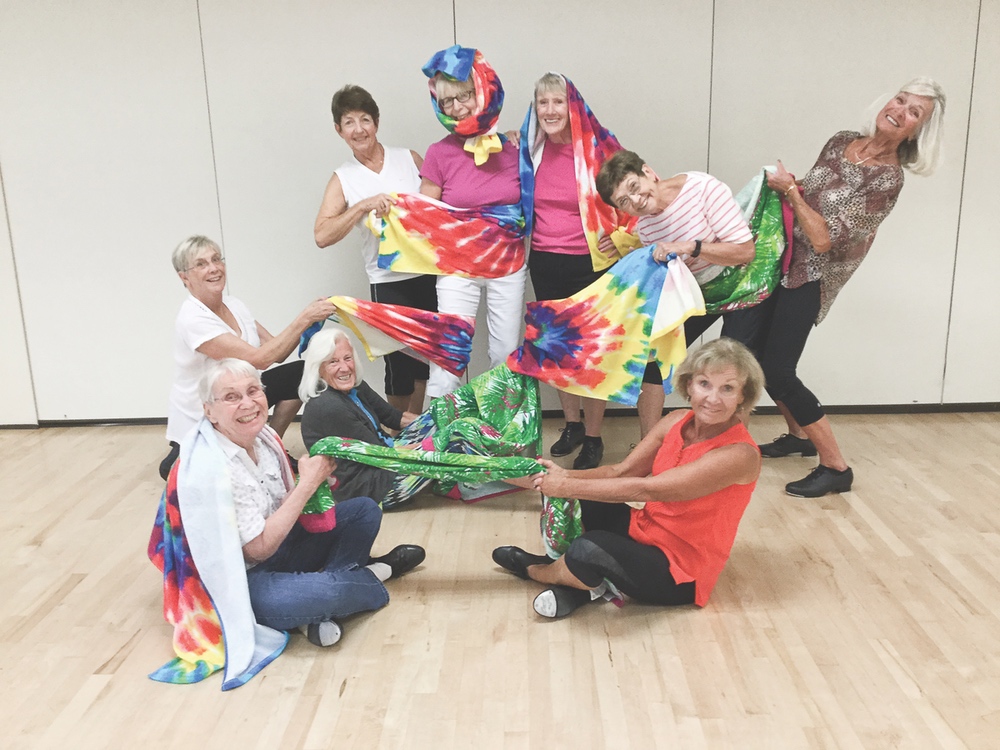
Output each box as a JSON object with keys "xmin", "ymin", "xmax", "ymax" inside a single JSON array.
[{"xmin": 335, "ymin": 146, "xmax": 421, "ymax": 284}]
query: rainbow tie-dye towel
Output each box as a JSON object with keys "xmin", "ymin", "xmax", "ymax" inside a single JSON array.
[
  {"xmin": 329, "ymin": 295, "xmax": 475, "ymax": 376},
  {"xmin": 369, "ymin": 193, "xmax": 525, "ymax": 279},
  {"xmin": 520, "ymin": 74, "xmax": 639, "ymax": 272},
  {"xmin": 507, "ymin": 248, "xmax": 705, "ymax": 405},
  {"xmin": 148, "ymin": 421, "xmax": 290, "ymax": 689}
]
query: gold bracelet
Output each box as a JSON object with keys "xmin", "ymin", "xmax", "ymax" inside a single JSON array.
[{"xmin": 784, "ymin": 185, "xmax": 797, "ymax": 197}]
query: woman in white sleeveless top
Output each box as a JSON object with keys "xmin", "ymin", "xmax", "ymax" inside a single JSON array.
[{"xmin": 314, "ymin": 85, "xmax": 436, "ymax": 415}]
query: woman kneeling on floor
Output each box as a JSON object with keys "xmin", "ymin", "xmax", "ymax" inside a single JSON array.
[
  {"xmin": 199, "ymin": 358, "xmax": 424, "ymax": 646},
  {"xmin": 494, "ymin": 338, "xmax": 763, "ymax": 618}
]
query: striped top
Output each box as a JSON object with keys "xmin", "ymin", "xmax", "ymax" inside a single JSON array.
[{"xmin": 637, "ymin": 172, "xmax": 752, "ymax": 285}]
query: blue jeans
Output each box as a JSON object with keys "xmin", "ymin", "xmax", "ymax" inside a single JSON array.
[{"xmin": 245, "ymin": 496, "xmax": 389, "ymax": 630}]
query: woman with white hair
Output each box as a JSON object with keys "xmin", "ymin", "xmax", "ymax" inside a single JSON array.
[
  {"xmin": 418, "ymin": 45, "xmax": 526, "ymax": 398},
  {"xmin": 190, "ymin": 358, "xmax": 424, "ymax": 648},
  {"xmin": 755, "ymin": 77, "xmax": 947, "ymax": 497},
  {"xmin": 161, "ymin": 235, "xmax": 335, "ymax": 479},
  {"xmin": 299, "ymin": 328, "xmax": 429, "ymax": 511}
]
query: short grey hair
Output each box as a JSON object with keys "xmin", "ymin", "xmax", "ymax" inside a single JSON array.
[
  {"xmin": 172, "ymin": 235, "xmax": 221, "ymax": 273},
  {"xmin": 534, "ymin": 72, "xmax": 566, "ymax": 101},
  {"xmin": 863, "ymin": 77, "xmax": 946, "ymax": 176},
  {"xmin": 199, "ymin": 358, "xmax": 261, "ymax": 405},
  {"xmin": 298, "ymin": 327, "xmax": 364, "ymax": 402},
  {"xmin": 674, "ymin": 337, "xmax": 765, "ymax": 414}
]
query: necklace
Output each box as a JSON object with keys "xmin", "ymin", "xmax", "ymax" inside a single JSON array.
[
  {"xmin": 361, "ymin": 143, "xmax": 384, "ymax": 171},
  {"xmin": 850, "ymin": 139, "xmax": 890, "ymax": 166}
]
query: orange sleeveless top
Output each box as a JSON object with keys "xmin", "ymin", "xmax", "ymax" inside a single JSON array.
[{"xmin": 628, "ymin": 411, "xmax": 759, "ymax": 606}]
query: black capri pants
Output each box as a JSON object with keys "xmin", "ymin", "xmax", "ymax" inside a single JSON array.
[
  {"xmin": 563, "ymin": 501, "xmax": 695, "ymax": 606},
  {"xmin": 370, "ymin": 275, "xmax": 438, "ymax": 396}
]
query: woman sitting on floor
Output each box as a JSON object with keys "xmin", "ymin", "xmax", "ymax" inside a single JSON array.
[
  {"xmin": 494, "ymin": 338, "xmax": 763, "ymax": 618},
  {"xmin": 196, "ymin": 357, "xmax": 424, "ymax": 646}
]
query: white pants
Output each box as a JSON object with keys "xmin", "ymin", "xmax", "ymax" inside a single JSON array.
[{"xmin": 426, "ymin": 267, "xmax": 527, "ymax": 397}]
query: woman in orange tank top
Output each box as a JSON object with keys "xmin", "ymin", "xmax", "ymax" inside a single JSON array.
[{"xmin": 494, "ymin": 338, "xmax": 764, "ymax": 618}]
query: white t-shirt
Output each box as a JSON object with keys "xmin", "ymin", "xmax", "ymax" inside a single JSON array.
[
  {"xmin": 637, "ymin": 172, "xmax": 752, "ymax": 285},
  {"xmin": 166, "ymin": 295, "xmax": 259, "ymax": 444},
  {"xmin": 334, "ymin": 145, "xmax": 422, "ymax": 285},
  {"xmin": 214, "ymin": 428, "xmax": 287, "ymax": 569}
]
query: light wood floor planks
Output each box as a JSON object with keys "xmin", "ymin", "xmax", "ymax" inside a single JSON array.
[{"xmin": 1, "ymin": 413, "xmax": 999, "ymax": 749}]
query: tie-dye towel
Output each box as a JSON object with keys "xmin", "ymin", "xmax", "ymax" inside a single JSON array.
[
  {"xmin": 422, "ymin": 44, "xmax": 505, "ymax": 165},
  {"xmin": 507, "ymin": 248, "xmax": 705, "ymax": 405},
  {"xmin": 307, "ymin": 364, "xmax": 544, "ymax": 509},
  {"xmin": 520, "ymin": 74, "xmax": 639, "ymax": 272},
  {"xmin": 699, "ymin": 170, "xmax": 787, "ymax": 313},
  {"xmin": 369, "ymin": 193, "xmax": 525, "ymax": 279},
  {"xmin": 148, "ymin": 420, "xmax": 290, "ymax": 689}
]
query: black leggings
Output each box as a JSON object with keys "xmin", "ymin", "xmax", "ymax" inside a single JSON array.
[
  {"xmin": 562, "ymin": 501, "xmax": 695, "ymax": 606},
  {"xmin": 642, "ymin": 305, "xmax": 768, "ymax": 385},
  {"xmin": 745, "ymin": 280, "xmax": 824, "ymax": 426}
]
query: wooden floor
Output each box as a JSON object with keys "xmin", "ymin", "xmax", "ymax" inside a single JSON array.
[{"xmin": 2, "ymin": 413, "xmax": 1000, "ymax": 749}]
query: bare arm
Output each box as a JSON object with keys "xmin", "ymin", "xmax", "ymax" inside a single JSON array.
[
  {"xmin": 314, "ymin": 173, "xmax": 394, "ymax": 248},
  {"xmin": 538, "ymin": 442, "xmax": 759, "ymax": 504},
  {"xmin": 767, "ymin": 160, "xmax": 831, "ymax": 253},
  {"xmin": 410, "ymin": 150, "xmax": 424, "ymax": 170},
  {"xmin": 242, "ymin": 454, "xmax": 335, "ymax": 563},
  {"xmin": 197, "ymin": 298, "xmax": 334, "ymax": 370},
  {"xmin": 655, "ymin": 237, "xmax": 756, "ymax": 266},
  {"xmin": 420, "ymin": 177, "xmax": 442, "ymax": 201}
]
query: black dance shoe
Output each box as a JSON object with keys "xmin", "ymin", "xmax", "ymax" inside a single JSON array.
[
  {"xmin": 550, "ymin": 422, "xmax": 585, "ymax": 457},
  {"xmin": 573, "ymin": 437, "xmax": 604, "ymax": 470},
  {"xmin": 491, "ymin": 546, "xmax": 553, "ymax": 580},
  {"xmin": 758, "ymin": 433, "xmax": 817, "ymax": 458},
  {"xmin": 370, "ymin": 544, "xmax": 426, "ymax": 578},
  {"xmin": 532, "ymin": 586, "xmax": 593, "ymax": 618},
  {"xmin": 785, "ymin": 465, "xmax": 854, "ymax": 498}
]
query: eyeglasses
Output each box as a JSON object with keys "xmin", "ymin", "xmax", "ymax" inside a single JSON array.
[
  {"xmin": 439, "ymin": 90, "xmax": 474, "ymax": 111},
  {"xmin": 613, "ymin": 179, "xmax": 643, "ymax": 210},
  {"xmin": 186, "ymin": 255, "xmax": 226, "ymax": 272},
  {"xmin": 215, "ymin": 384, "xmax": 266, "ymax": 405}
]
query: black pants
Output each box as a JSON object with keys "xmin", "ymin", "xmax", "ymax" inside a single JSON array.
[
  {"xmin": 562, "ymin": 501, "xmax": 695, "ymax": 606},
  {"xmin": 642, "ymin": 305, "xmax": 768, "ymax": 385},
  {"xmin": 370, "ymin": 275, "xmax": 437, "ymax": 396},
  {"xmin": 744, "ymin": 280, "xmax": 824, "ymax": 426}
]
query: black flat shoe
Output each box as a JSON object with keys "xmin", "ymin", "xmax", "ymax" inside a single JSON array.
[
  {"xmin": 550, "ymin": 422, "xmax": 585, "ymax": 457},
  {"xmin": 785, "ymin": 465, "xmax": 854, "ymax": 498},
  {"xmin": 758, "ymin": 433, "xmax": 817, "ymax": 458},
  {"xmin": 370, "ymin": 544, "xmax": 426, "ymax": 578},
  {"xmin": 491, "ymin": 546, "xmax": 553, "ymax": 580},
  {"xmin": 533, "ymin": 586, "xmax": 592, "ymax": 618},
  {"xmin": 573, "ymin": 437, "xmax": 604, "ymax": 470}
]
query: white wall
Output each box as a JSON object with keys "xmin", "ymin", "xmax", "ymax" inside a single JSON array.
[{"xmin": 0, "ymin": 0, "xmax": 996, "ymax": 424}]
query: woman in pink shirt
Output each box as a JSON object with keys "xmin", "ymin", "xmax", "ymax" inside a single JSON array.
[{"xmin": 519, "ymin": 73, "xmax": 636, "ymax": 469}]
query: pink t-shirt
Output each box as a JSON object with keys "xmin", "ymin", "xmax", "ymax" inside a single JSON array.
[
  {"xmin": 637, "ymin": 172, "xmax": 751, "ymax": 285},
  {"xmin": 530, "ymin": 142, "xmax": 588, "ymax": 255},
  {"xmin": 421, "ymin": 135, "xmax": 521, "ymax": 208}
]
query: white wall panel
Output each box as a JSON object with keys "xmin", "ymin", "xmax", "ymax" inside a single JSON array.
[
  {"xmin": 945, "ymin": 0, "xmax": 1000, "ymax": 403},
  {"xmin": 0, "ymin": 1, "xmax": 221, "ymax": 420},
  {"xmin": 712, "ymin": 0, "xmax": 978, "ymax": 405},
  {"xmin": 0, "ymin": 171, "xmax": 36, "ymax": 426},
  {"xmin": 198, "ymin": 1, "xmax": 455, "ymax": 393}
]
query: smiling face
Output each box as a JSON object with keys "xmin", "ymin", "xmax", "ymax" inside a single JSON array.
[
  {"xmin": 876, "ymin": 91, "xmax": 933, "ymax": 143},
  {"xmin": 536, "ymin": 86, "xmax": 570, "ymax": 141},
  {"xmin": 686, "ymin": 365, "xmax": 745, "ymax": 427},
  {"xmin": 608, "ymin": 165, "xmax": 659, "ymax": 216},
  {"xmin": 322, "ymin": 338, "xmax": 358, "ymax": 393},
  {"xmin": 437, "ymin": 78, "xmax": 477, "ymax": 120},
  {"xmin": 335, "ymin": 109, "xmax": 379, "ymax": 155},
  {"xmin": 204, "ymin": 372, "xmax": 269, "ymax": 449},
  {"xmin": 179, "ymin": 244, "xmax": 226, "ymax": 299}
]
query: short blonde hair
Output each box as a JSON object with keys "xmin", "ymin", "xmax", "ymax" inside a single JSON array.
[
  {"xmin": 172, "ymin": 235, "xmax": 220, "ymax": 273},
  {"xmin": 534, "ymin": 72, "xmax": 566, "ymax": 101},
  {"xmin": 434, "ymin": 73, "xmax": 473, "ymax": 101},
  {"xmin": 674, "ymin": 337, "xmax": 765, "ymax": 413}
]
